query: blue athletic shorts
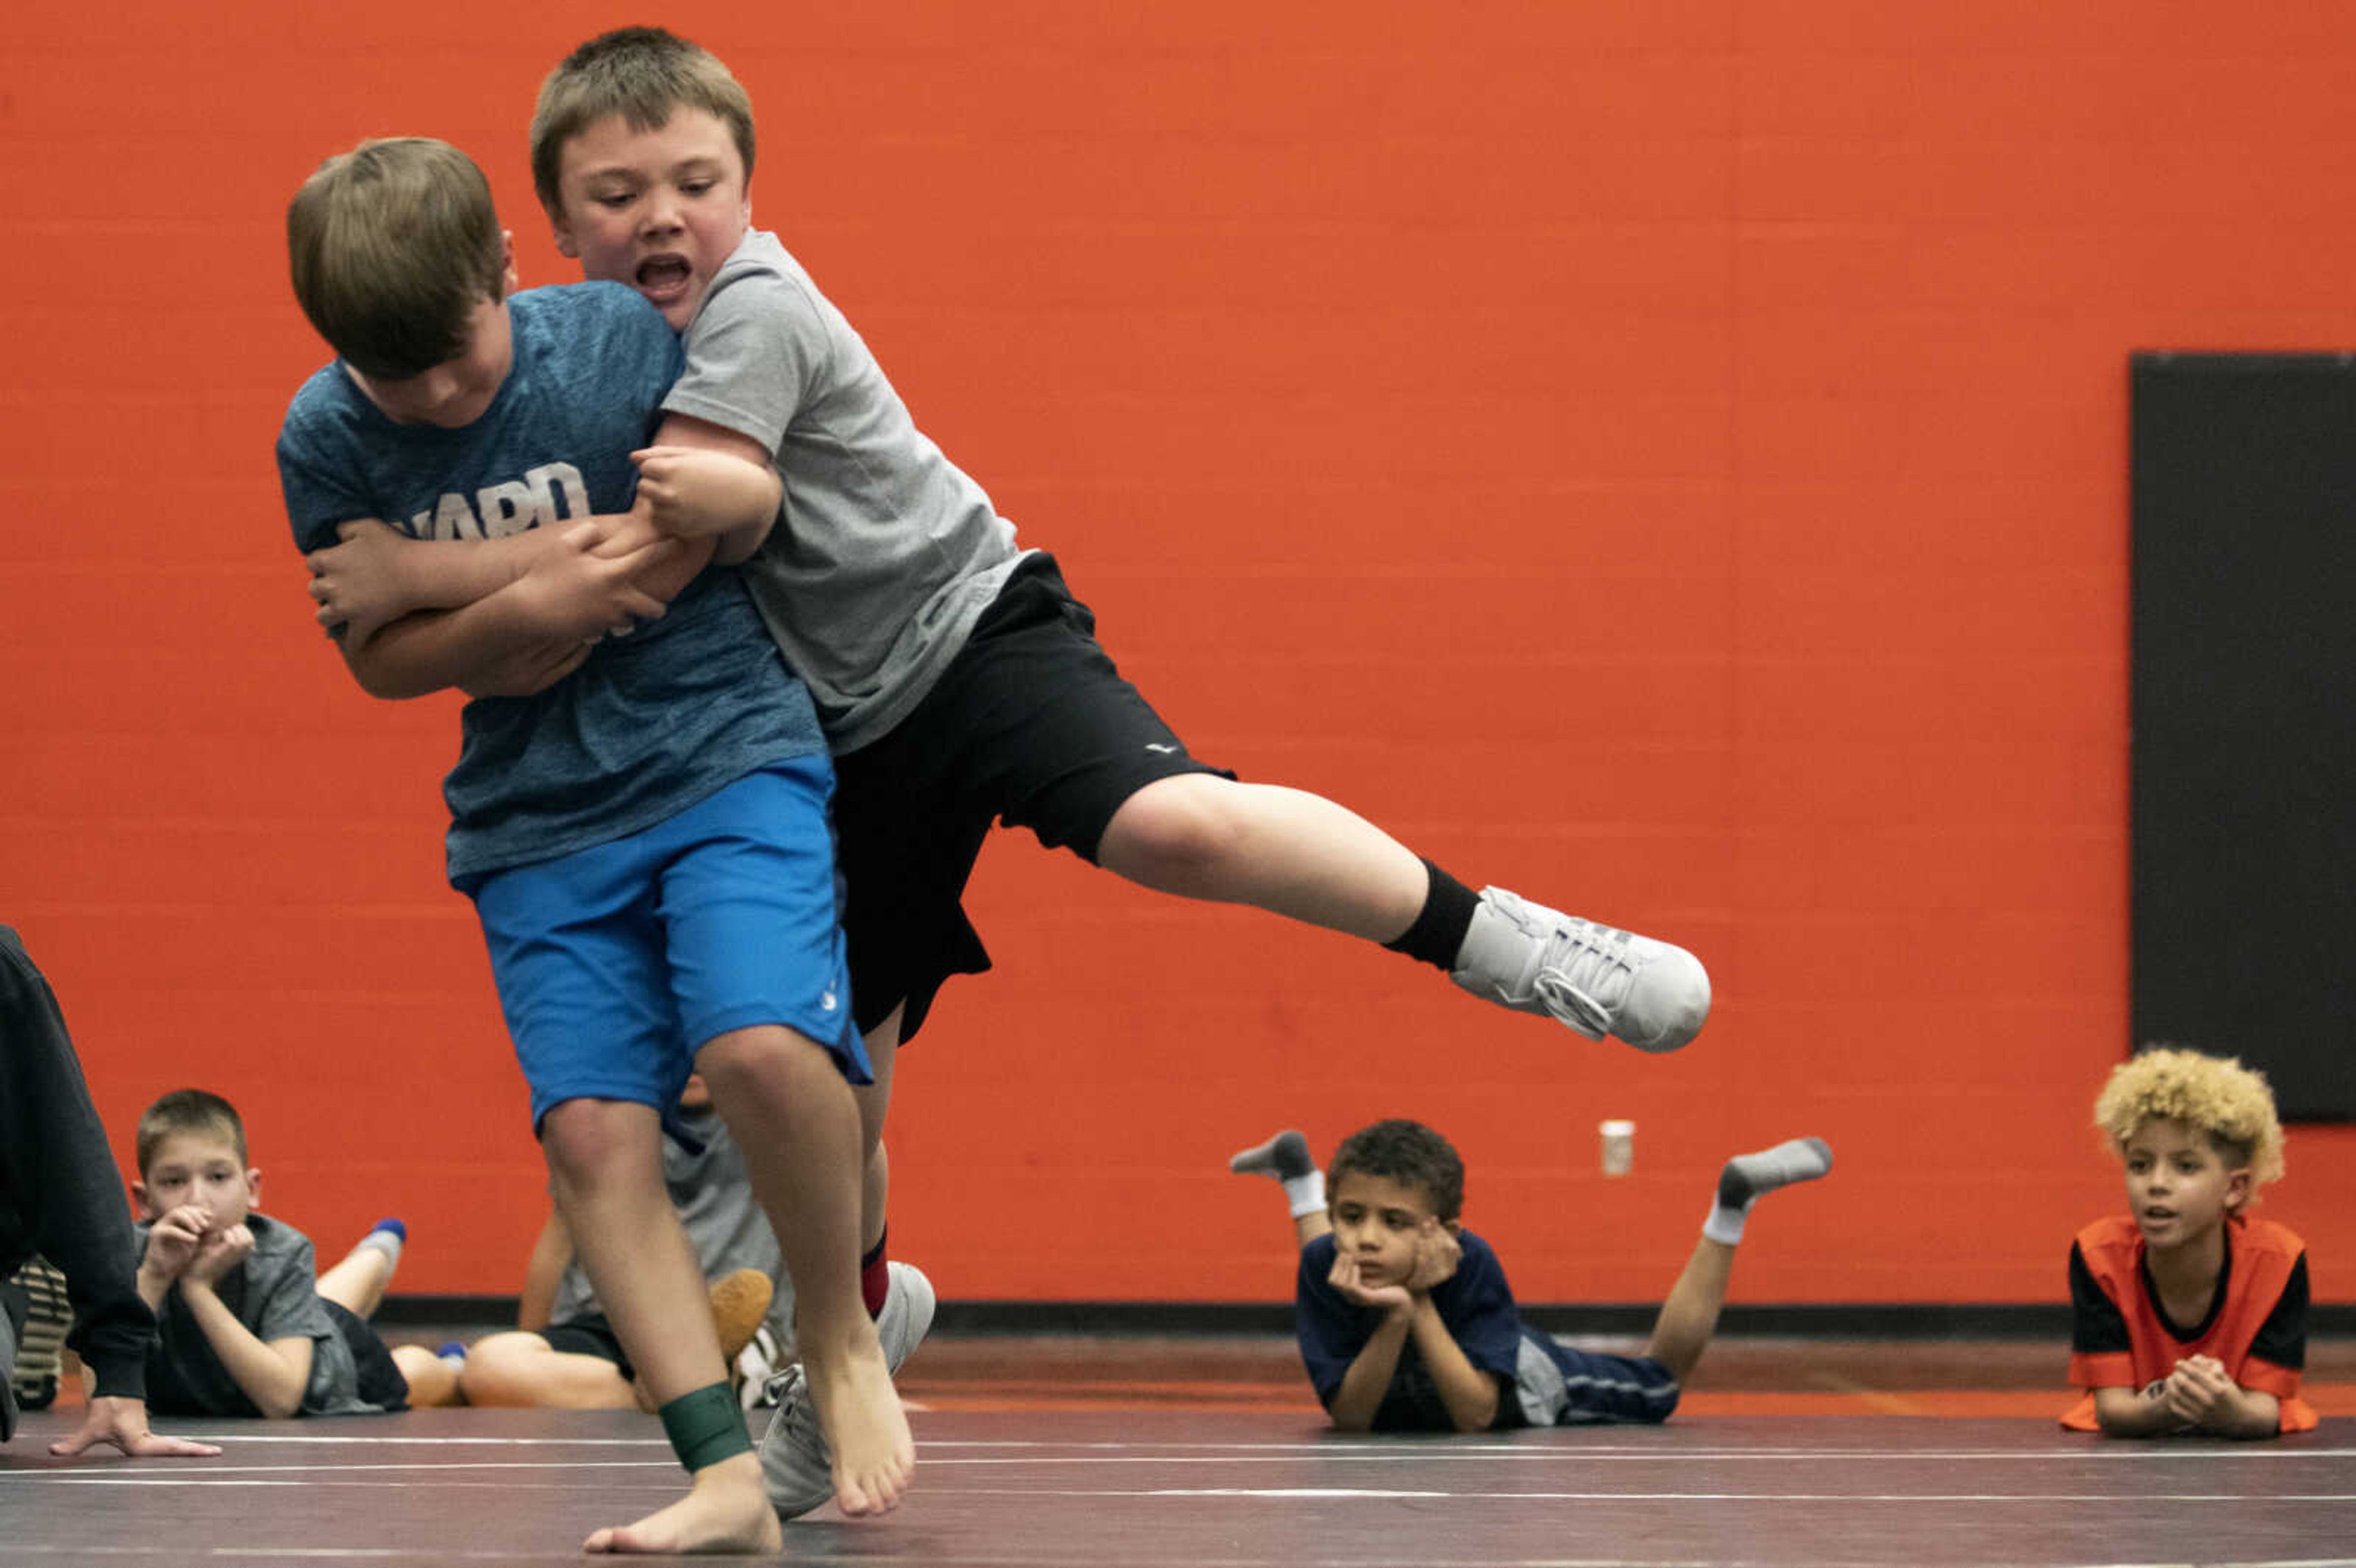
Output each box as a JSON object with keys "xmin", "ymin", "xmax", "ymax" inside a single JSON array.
[
  {"xmin": 470, "ymin": 758, "xmax": 868, "ymax": 1131},
  {"xmin": 1512, "ymin": 1326, "xmax": 1680, "ymax": 1426}
]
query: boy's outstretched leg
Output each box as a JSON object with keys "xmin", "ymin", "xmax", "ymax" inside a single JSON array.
[
  {"xmin": 315, "ymin": 1218, "xmax": 406, "ymax": 1319},
  {"xmin": 1647, "ymin": 1137, "xmax": 1833, "ymax": 1382},
  {"xmin": 1096, "ymin": 774, "xmax": 1710, "ymax": 1052},
  {"xmin": 1228, "ymin": 1129, "xmax": 1330, "ymax": 1245},
  {"xmin": 702, "ymin": 1026, "xmax": 912, "ymax": 1520},
  {"xmin": 542, "ymin": 1097, "xmax": 780, "ymax": 1556}
]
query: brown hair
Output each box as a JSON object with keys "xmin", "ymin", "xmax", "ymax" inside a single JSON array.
[
  {"xmin": 531, "ymin": 27, "xmax": 756, "ymax": 217},
  {"xmin": 136, "ymin": 1088, "xmax": 247, "ymax": 1175},
  {"xmin": 286, "ymin": 137, "xmax": 506, "ymax": 380}
]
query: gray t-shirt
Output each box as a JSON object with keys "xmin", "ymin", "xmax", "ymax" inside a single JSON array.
[
  {"xmin": 132, "ymin": 1212, "xmax": 384, "ymax": 1416},
  {"xmin": 549, "ymin": 1104, "xmax": 792, "ymax": 1350},
  {"xmin": 662, "ymin": 231, "xmax": 1028, "ymax": 754}
]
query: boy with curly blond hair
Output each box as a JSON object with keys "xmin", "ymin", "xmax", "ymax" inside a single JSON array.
[{"xmin": 2063, "ymin": 1047, "xmax": 2314, "ymax": 1436}]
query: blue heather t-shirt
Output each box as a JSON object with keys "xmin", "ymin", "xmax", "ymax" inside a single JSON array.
[
  {"xmin": 1296, "ymin": 1229, "xmax": 1525, "ymax": 1431},
  {"xmin": 275, "ymin": 282, "xmax": 823, "ymax": 886}
]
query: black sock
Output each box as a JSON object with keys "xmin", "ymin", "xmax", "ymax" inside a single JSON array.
[{"xmin": 1383, "ymin": 859, "xmax": 1480, "ymax": 971}]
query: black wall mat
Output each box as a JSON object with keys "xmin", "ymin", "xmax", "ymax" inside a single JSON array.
[{"xmin": 2130, "ymin": 352, "xmax": 2354, "ymax": 1121}]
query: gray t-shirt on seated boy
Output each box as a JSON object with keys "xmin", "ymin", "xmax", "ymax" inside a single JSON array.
[{"xmin": 131, "ymin": 1213, "xmax": 385, "ymax": 1417}]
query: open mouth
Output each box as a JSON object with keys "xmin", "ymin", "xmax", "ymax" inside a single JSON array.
[{"xmin": 635, "ymin": 255, "xmax": 695, "ymax": 297}]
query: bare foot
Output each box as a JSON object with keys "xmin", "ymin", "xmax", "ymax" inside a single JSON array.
[
  {"xmin": 583, "ymin": 1451, "xmax": 781, "ymax": 1555},
  {"xmin": 804, "ymin": 1337, "xmax": 914, "ymax": 1517}
]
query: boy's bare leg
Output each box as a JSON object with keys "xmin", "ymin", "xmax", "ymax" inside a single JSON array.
[
  {"xmin": 388, "ymin": 1343, "xmax": 463, "ymax": 1408},
  {"xmin": 315, "ymin": 1247, "xmax": 393, "ymax": 1319},
  {"xmin": 1649, "ymin": 1137, "xmax": 1834, "ymax": 1385},
  {"xmin": 853, "ymin": 1013, "xmax": 899, "ymax": 1253},
  {"xmin": 1101, "ymin": 777, "xmax": 1424, "ymax": 937},
  {"xmin": 1642, "ymin": 1236, "xmax": 1735, "ymax": 1385},
  {"xmin": 1101, "ymin": 775, "xmax": 1711, "ymax": 1052},
  {"xmin": 701, "ymin": 1024, "xmax": 912, "ymax": 1518},
  {"xmin": 316, "ymin": 1220, "xmax": 406, "ymax": 1318},
  {"xmin": 542, "ymin": 1096, "xmax": 778, "ymax": 1556},
  {"xmin": 460, "ymin": 1331, "xmax": 637, "ymax": 1409}
]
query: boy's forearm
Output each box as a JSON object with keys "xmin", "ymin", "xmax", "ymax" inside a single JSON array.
[
  {"xmin": 2206, "ymin": 1387, "xmax": 2281, "ymax": 1439},
  {"xmin": 134, "ymin": 1262, "xmax": 174, "ymax": 1315},
  {"xmin": 340, "ymin": 597, "xmax": 566, "ymax": 701},
  {"xmin": 1406, "ymin": 1299, "xmax": 1501, "ymax": 1432},
  {"xmin": 1326, "ymin": 1312, "xmax": 1412, "ymax": 1431},
  {"xmin": 380, "ymin": 531, "xmax": 555, "ymax": 612},
  {"xmin": 2091, "ymin": 1386, "xmax": 2188, "ymax": 1438},
  {"xmin": 636, "ymin": 417, "xmax": 783, "ymax": 559},
  {"xmin": 625, "ymin": 521, "xmax": 718, "ymax": 603},
  {"xmin": 178, "ymin": 1283, "xmax": 311, "ymax": 1420}
]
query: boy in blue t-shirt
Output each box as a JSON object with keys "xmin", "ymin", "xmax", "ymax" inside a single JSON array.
[
  {"xmin": 275, "ymin": 137, "xmax": 909, "ymax": 1550},
  {"xmin": 1232, "ymin": 1120, "xmax": 1831, "ymax": 1431}
]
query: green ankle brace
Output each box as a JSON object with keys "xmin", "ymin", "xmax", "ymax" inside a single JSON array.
[{"xmin": 658, "ymin": 1383, "xmax": 751, "ymax": 1473}]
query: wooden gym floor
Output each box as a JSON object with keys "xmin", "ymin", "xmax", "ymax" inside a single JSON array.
[{"xmin": 5, "ymin": 1333, "xmax": 2352, "ymax": 1566}]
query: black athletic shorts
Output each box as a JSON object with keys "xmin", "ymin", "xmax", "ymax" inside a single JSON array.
[
  {"xmin": 832, "ymin": 553, "xmax": 1231, "ymax": 1042},
  {"xmin": 323, "ymin": 1299, "xmax": 411, "ymax": 1412},
  {"xmin": 539, "ymin": 1312, "xmax": 631, "ymax": 1380}
]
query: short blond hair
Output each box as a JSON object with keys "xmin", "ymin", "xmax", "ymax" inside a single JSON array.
[
  {"xmin": 2095, "ymin": 1047, "xmax": 2285, "ymax": 1193},
  {"xmin": 287, "ymin": 137, "xmax": 506, "ymax": 380},
  {"xmin": 530, "ymin": 27, "xmax": 756, "ymax": 218}
]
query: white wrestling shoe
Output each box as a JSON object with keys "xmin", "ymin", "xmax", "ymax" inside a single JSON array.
[
  {"xmin": 760, "ymin": 1261, "xmax": 936, "ymax": 1520},
  {"xmin": 1449, "ymin": 887, "xmax": 1711, "ymax": 1053}
]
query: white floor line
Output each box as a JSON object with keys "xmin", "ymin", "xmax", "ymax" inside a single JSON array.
[
  {"xmin": 159, "ymin": 1433, "xmax": 671, "ymax": 1446},
  {"xmin": 129, "ymin": 1432, "xmax": 2356, "ymax": 1461},
  {"xmin": 941, "ymin": 1485, "xmax": 2356, "ymax": 1504},
  {"xmin": 27, "ymin": 1555, "xmax": 2349, "ymax": 1568},
  {"xmin": 894, "ymin": 1437, "xmax": 2356, "ymax": 1461}
]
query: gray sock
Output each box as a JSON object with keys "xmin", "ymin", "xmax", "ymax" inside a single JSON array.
[
  {"xmin": 353, "ymin": 1221, "xmax": 405, "ymax": 1272},
  {"xmin": 1704, "ymin": 1138, "xmax": 1832, "ymax": 1245},
  {"xmin": 1230, "ymin": 1131, "xmax": 1326, "ymax": 1218},
  {"xmin": 1228, "ymin": 1129, "xmax": 1316, "ymax": 1181}
]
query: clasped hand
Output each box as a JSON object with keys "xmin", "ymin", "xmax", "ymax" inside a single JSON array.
[
  {"xmin": 2158, "ymin": 1353, "xmax": 2241, "ymax": 1426},
  {"xmin": 139, "ymin": 1203, "xmax": 210, "ymax": 1282},
  {"xmin": 144, "ymin": 1205, "xmax": 253, "ymax": 1289}
]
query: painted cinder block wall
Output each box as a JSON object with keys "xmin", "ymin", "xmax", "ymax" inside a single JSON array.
[{"xmin": 5, "ymin": 1, "xmax": 2349, "ymax": 1305}]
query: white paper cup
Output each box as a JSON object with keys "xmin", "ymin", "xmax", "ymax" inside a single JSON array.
[{"xmin": 1599, "ymin": 1119, "xmax": 1634, "ymax": 1177}]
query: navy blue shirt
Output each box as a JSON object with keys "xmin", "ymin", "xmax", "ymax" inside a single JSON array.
[
  {"xmin": 1296, "ymin": 1228, "xmax": 1525, "ymax": 1431},
  {"xmin": 275, "ymin": 283, "xmax": 822, "ymax": 886}
]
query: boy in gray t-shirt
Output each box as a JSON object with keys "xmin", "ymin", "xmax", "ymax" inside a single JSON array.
[
  {"xmin": 506, "ymin": 31, "xmax": 1712, "ymax": 1083},
  {"xmin": 129, "ymin": 1091, "xmax": 456, "ymax": 1418}
]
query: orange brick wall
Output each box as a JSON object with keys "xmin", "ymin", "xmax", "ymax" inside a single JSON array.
[{"xmin": 4, "ymin": 2, "xmax": 2349, "ymax": 1307}]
